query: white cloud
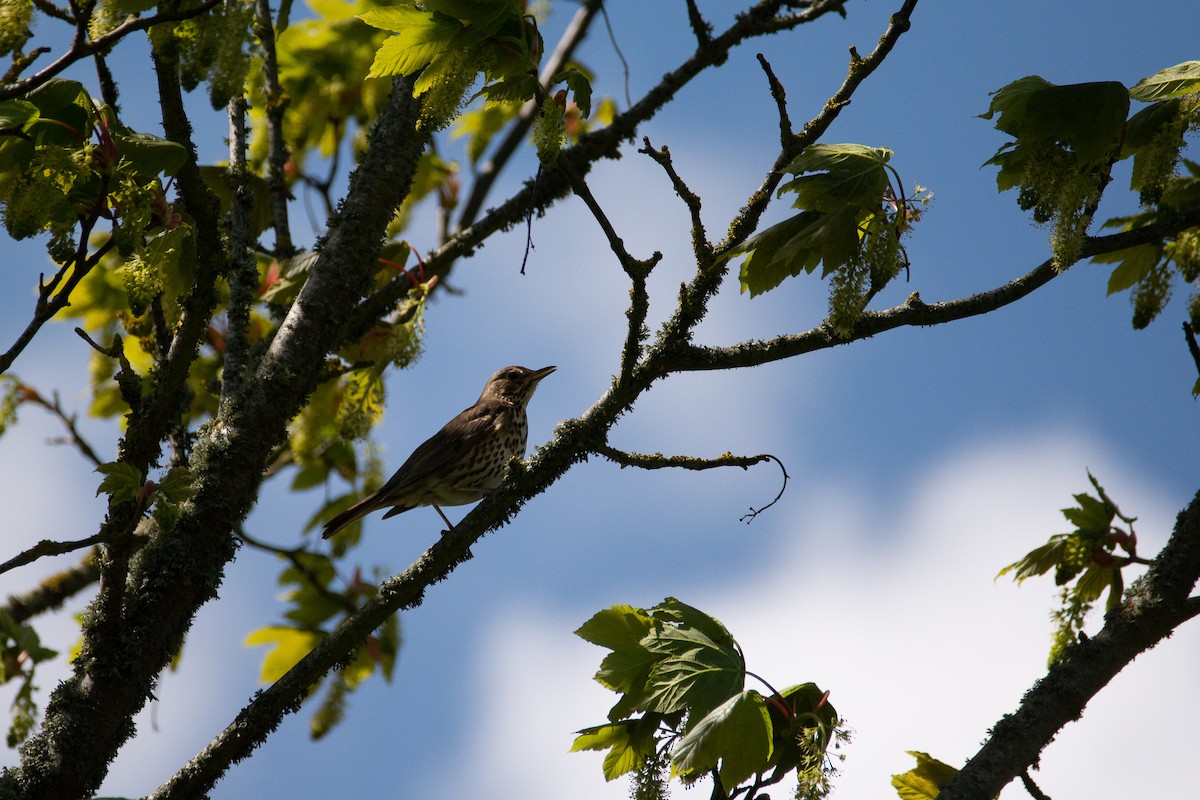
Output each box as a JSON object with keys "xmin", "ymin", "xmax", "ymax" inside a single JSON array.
[{"xmin": 445, "ymin": 429, "xmax": 1200, "ymax": 799}]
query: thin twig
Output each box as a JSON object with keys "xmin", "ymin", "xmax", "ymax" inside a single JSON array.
[
  {"xmin": 685, "ymin": 0, "xmax": 714, "ymax": 47},
  {"xmin": 1020, "ymin": 769, "xmax": 1053, "ymax": 800},
  {"xmin": 0, "ymin": 0, "xmax": 224, "ymax": 101},
  {"xmin": 22, "ymin": 388, "xmax": 105, "ymax": 466},
  {"xmin": 221, "ymin": 95, "xmax": 258, "ymax": 409},
  {"xmin": 1, "ymin": 550, "xmax": 100, "ymax": 624},
  {"xmin": 0, "ymin": 224, "xmax": 114, "ymax": 376},
  {"xmin": 638, "ymin": 137, "xmax": 711, "ymax": 263},
  {"xmin": 455, "ymin": 0, "xmax": 605, "ymax": 232},
  {"xmin": 0, "ymin": 533, "xmax": 109, "ymax": 577},
  {"xmin": 755, "ymin": 53, "xmax": 794, "ymax": 146},
  {"xmin": 594, "ymin": 445, "xmax": 788, "ymax": 523},
  {"xmin": 1184, "ymin": 321, "xmax": 1200, "ymax": 381}
]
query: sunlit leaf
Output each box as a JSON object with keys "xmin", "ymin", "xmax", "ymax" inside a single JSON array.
[
  {"xmin": 244, "ymin": 625, "xmax": 323, "ymax": 684},
  {"xmin": 572, "ymin": 715, "xmax": 661, "ymax": 781},
  {"xmin": 671, "ymin": 690, "xmax": 773, "ymax": 789},
  {"xmin": 891, "ymin": 751, "xmax": 958, "ymax": 800},
  {"xmin": 1129, "ymin": 60, "xmax": 1200, "ymax": 102},
  {"xmin": 95, "ymin": 462, "xmax": 144, "ymax": 503}
]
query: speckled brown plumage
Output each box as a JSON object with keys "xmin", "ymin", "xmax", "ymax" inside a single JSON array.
[{"xmin": 322, "ymin": 365, "xmax": 556, "ymax": 538}]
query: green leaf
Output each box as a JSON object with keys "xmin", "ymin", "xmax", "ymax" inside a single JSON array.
[
  {"xmin": 156, "ymin": 467, "xmax": 197, "ymax": 503},
  {"xmin": 891, "ymin": 751, "xmax": 958, "ymax": 800},
  {"xmin": 780, "ymin": 143, "xmax": 892, "ymax": 211},
  {"xmin": 95, "ymin": 462, "xmax": 144, "ymax": 503},
  {"xmin": 1124, "ymin": 99, "xmax": 1184, "ymax": 153},
  {"xmin": 1074, "ymin": 564, "xmax": 1115, "ymax": 605},
  {"xmin": 997, "ymin": 535, "xmax": 1070, "ymax": 583},
  {"xmin": 0, "ymin": 99, "xmax": 39, "ymax": 134},
  {"xmin": 982, "ymin": 78, "xmax": 1129, "ymax": 162},
  {"xmin": 1061, "ymin": 491, "xmax": 1113, "ymax": 532},
  {"xmin": 764, "ymin": 683, "xmax": 838, "ymax": 774},
  {"xmin": 575, "ymin": 605, "xmax": 659, "ymax": 712},
  {"xmin": 478, "ymin": 72, "xmax": 539, "ymax": 105},
  {"xmin": 245, "ymin": 625, "xmax": 324, "ymax": 684},
  {"xmin": 671, "ymin": 690, "xmax": 773, "ymax": 789},
  {"xmin": 111, "ymin": 130, "xmax": 188, "ymax": 180},
  {"xmin": 738, "ymin": 207, "xmax": 862, "ymax": 296},
  {"xmin": 23, "ymin": 79, "xmax": 92, "ymax": 147},
  {"xmin": 360, "ymin": 7, "xmax": 462, "ymax": 79},
  {"xmin": 426, "ymin": 0, "xmax": 520, "ymax": 23},
  {"xmin": 1095, "ymin": 243, "xmax": 1163, "ymax": 295},
  {"xmin": 572, "ymin": 716, "xmax": 661, "ymax": 781},
  {"xmin": 1129, "ymin": 61, "xmax": 1200, "ymax": 102},
  {"xmin": 555, "ymin": 67, "xmax": 593, "ymax": 119},
  {"xmin": 640, "ymin": 608, "xmax": 745, "ymax": 719},
  {"xmin": 652, "ymin": 598, "xmax": 737, "ymax": 653}
]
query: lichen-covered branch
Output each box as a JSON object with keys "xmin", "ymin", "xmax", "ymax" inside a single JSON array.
[
  {"xmin": 5, "ymin": 76, "xmax": 430, "ymax": 800},
  {"xmin": 0, "ymin": 535, "xmax": 107, "ymax": 578},
  {"xmin": 352, "ymin": 0, "xmax": 854, "ymax": 329},
  {"xmin": 669, "ymin": 205, "xmax": 1200, "ymax": 374},
  {"xmin": 456, "ymin": 0, "xmax": 606, "ymax": 232},
  {"xmin": 1, "ymin": 551, "xmax": 100, "ymax": 625},
  {"xmin": 253, "ymin": 0, "xmax": 295, "ymax": 258},
  {"xmin": 939, "ymin": 489, "xmax": 1200, "ymax": 800},
  {"xmin": 0, "ymin": 0, "xmax": 224, "ymax": 101}
]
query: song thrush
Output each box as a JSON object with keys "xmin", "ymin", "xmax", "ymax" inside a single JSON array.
[{"xmin": 322, "ymin": 365, "xmax": 556, "ymax": 538}]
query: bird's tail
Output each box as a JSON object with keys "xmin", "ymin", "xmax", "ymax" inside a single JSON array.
[
  {"xmin": 322, "ymin": 495, "xmax": 414, "ymax": 538},
  {"xmin": 321, "ymin": 496, "xmax": 375, "ymax": 539}
]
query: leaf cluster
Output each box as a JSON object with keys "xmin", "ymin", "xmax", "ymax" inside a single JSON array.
[
  {"xmin": 244, "ymin": 553, "xmax": 400, "ymax": 739},
  {"xmin": 0, "ymin": 608, "xmax": 58, "ymax": 747},
  {"xmin": 359, "ymin": 0, "xmax": 592, "ymax": 151},
  {"xmin": 997, "ymin": 473, "xmax": 1141, "ymax": 665},
  {"xmin": 248, "ymin": 0, "xmax": 394, "ymax": 170},
  {"xmin": 0, "ymin": 79, "xmax": 185, "ymax": 252},
  {"xmin": 95, "ymin": 462, "xmax": 198, "ymax": 531},
  {"xmin": 151, "ymin": 0, "xmax": 257, "ymax": 109},
  {"xmin": 728, "ymin": 143, "xmax": 930, "ymax": 338},
  {"xmin": 572, "ymin": 599, "xmax": 842, "ymax": 800},
  {"xmin": 890, "ymin": 751, "xmax": 960, "ymax": 800},
  {"xmin": 982, "ymin": 61, "xmax": 1200, "ymax": 293}
]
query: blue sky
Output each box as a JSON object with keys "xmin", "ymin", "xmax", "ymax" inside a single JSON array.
[{"xmin": 2, "ymin": 1, "xmax": 1199, "ymax": 797}]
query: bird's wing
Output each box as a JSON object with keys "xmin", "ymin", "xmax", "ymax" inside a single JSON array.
[{"xmin": 376, "ymin": 404, "xmax": 497, "ymax": 493}]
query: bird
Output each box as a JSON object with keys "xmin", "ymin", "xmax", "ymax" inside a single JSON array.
[{"xmin": 322, "ymin": 365, "xmax": 556, "ymax": 539}]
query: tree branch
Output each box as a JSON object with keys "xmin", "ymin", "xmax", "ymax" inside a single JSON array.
[
  {"xmin": 594, "ymin": 446, "xmax": 789, "ymax": 523},
  {"xmin": 219, "ymin": 95, "xmax": 258, "ymax": 410},
  {"xmin": 638, "ymin": 137, "xmax": 711, "ymax": 264},
  {"xmin": 1184, "ymin": 321, "xmax": 1200, "ymax": 382},
  {"xmin": 0, "ymin": 534, "xmax": 107, "ymax": 577},
  {"xmin": 939, "ymin": 489, "xmax": 1200, "ymax": 800},
  {"xmin": 1, "ymin": 551, "xmax": 100, "ymax": 625},
  {"xmin": 7, "ymin": 76, "xmax": 430, "ymax": 800},
  {"xmin": 253, "ymin": 0, "xmax": 295, "ymax": 259},
  {"xmin": 670, "ymin": 205, "xmax": 1200, "ymax": 373},
  {"xmin": 0, "ymin": 0, "xmax": 224, "ymax": 101},
  {"xmin": 0, "ymin": 219, "xmax": 113, "ymax": 376},
  {"xmin": 455, "ymin": 0, "xmax": 605, "ymax": 233},
  {"xmin": 351, "ymin": 0, "xmax": 853, "ymax": 331}
]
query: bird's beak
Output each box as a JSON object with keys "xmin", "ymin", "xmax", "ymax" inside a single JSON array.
[{"xmin": 531, "ymin": 365, "xmax": 557, "ymax": 382}]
